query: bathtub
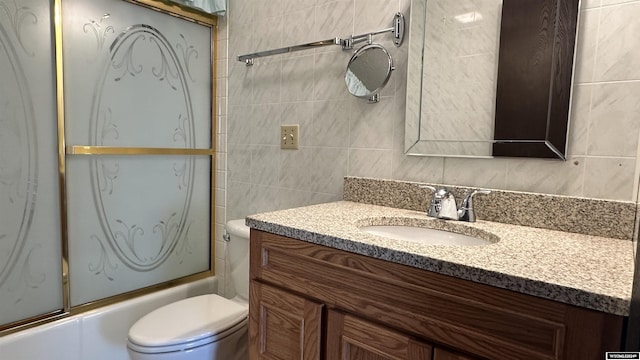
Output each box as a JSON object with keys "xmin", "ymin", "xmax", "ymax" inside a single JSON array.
[{"xmin": 0, "ymin": 277, "xmax": 218, "ymax": 360}]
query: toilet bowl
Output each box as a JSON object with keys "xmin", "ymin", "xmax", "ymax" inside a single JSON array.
[{"xmin": 127, "ymin": 219, "xmax": 250, "ymax": 360}]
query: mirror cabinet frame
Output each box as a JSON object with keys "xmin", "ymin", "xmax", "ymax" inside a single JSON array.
[
  {"xmin": 492, "ymin": 0, "xmax": 580, "ymax": 159},
  {"xmin": 405, "ymin": 0, "xmax": 581, "ymax": 160}
]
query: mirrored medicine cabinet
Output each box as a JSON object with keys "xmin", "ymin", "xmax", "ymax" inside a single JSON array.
[{"xmin": 405, "ymin": 0, "xmax": 580, "ymax": 160}]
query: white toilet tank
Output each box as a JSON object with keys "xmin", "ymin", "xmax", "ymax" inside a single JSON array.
[{"xmin": 225, "ymin": 219, "xmax": 250, "ymax": 301}]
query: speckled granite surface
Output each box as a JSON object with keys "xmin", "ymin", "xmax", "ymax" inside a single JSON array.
[
  {"xmin": 344, "ymin": 177, "xmax": 636, "ymax": 240},
  {"xmin": 247, "ymin": 201, "xmax": 634, "ymax": 316}
]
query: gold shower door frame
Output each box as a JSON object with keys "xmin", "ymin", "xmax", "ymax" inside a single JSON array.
[{"xmin": 0, "ymin": 0, "xmax": 217, "ymax": 336}]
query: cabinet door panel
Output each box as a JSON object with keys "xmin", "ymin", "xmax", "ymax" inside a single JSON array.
[
  {"xmin": 327, "ymin": 310, "xmax": 433, "ymax": 360},
  {"xmin": 433, "ymin": 348, "xmax": 477, "ymax": 360},
  {"xmin": 249, "ymin": 280, "xmax": 323, "ymax": 360}
]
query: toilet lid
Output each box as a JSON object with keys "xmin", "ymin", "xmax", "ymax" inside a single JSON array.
[{"xmin": 128, "ymin": 294, "xmax": 248, "ymax": 348}]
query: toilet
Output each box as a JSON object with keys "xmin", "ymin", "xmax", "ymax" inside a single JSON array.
[{"xmin": 127, "ymin": 219, "xmax": 250, "ymax": 360}]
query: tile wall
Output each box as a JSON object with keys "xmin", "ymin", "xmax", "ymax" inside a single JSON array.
[
  {"xmin": 215, "ymin": 13, "xmax": 229, "ymax": 293},
  {"xmin": 225, "ymin": 0, "xmax": 412, "ymax": 225},
  {"xmin": 215, "ymin": 0, "xmax": 640, "ymax": 291}
]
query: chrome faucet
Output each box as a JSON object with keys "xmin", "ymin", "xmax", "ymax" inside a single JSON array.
[{"xmin": 421, "ymin": 186, "xmax": 491, "ymax": 222}]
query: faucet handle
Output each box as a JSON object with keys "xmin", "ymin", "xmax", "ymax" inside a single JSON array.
[
  {"xmin": 418, "ymin": 185, "xmax": 438, "ymax": 217},
  {"xmin": 458, "ymin": 189, "xmax": 491, "ymax": 222},
  {"xmin": 467, "ymin": 189, "xmax": 491, "ymax": 198}
]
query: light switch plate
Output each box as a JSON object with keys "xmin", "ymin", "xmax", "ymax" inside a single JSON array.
[{"xmin": 281, "ymin": 125, "xmax": 299, "ymax": 149}]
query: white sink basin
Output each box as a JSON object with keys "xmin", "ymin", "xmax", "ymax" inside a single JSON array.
[{"xmin": 360, "ymin": 225, "xmax": 492, "ymax": 246}]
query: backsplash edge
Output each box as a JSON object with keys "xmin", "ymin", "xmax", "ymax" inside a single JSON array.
[{"xmin": 343, "ymin": 177, "xmax": 636, "ymax": 241}]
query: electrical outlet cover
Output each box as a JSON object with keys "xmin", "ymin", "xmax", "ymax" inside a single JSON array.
[{"xmin": 281, "ymin": 125, "xmax": 299, "ymax": 149}]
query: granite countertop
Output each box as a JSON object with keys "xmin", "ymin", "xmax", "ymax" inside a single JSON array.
[{"xmin": 246, "ymin": 201, "xmax": 635, "ymax": 316}]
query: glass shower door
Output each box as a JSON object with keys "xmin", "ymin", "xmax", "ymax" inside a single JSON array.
[
  {"xmin": 0, "ymin": 0, "xmax": 63, "ymax": 327},
  {"xmin": 62, "ymin": 0, "xmax": 214, "ymax": 306}
]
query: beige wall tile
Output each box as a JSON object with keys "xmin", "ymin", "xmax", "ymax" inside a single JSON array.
[
  {"xmin": 252, "ymin": 15, "xmax": 283, "ymax": 54},
  {"xmin": 584, "ymin": 157, "xmax": 636, "ymax": 200},
  {"xmin": 227, "ymin": 105, "xmax": 253, "ymax": 143},
  {"xmin": 250, "ymin": 145, "xmax": 280, "ymax": 186},
  {"xmin": 283, "ymin": 7, "xmax": 316, "ymax": 46},
  {"xmin": 350, "ymin": 98, "xmax": 396, "ymax": 149},
  {"xmin": 227, "ymin": 143, "xmax": 251, "ymax": 183},
  {"xmin": 311, "ymin": 100, "xmax": 350, "ymax": 147},
  {"xmin": 216, "ymin": 152, "xmax": 226, "ymax": 172},
  {"xmin": 573, "ymin": 8, "xmax": 599, "ymax": 83},
  {"xmin": 354, "ymin": 0, "xmax": 399, "ymax": 33},
  {"xmin": 252, "ymin": 184, "xmax": 281, "ymax": 214},
  {"xmin": 594, "ymin": 2, "xmax": 640, "ymax": 81},
  {"xmin": 254, "ymin": 0, "xmax": 283, "ymax": 19},
  {"xmin": 505, "ymin": 158, "xmax": 585, "ymax": 197},
  {"xmin": 567, "ymin": 85, "xmax": 592, "ymax": 156},
  {"xmin": 227, "ymin": 61, "xmax": 253, "ymax": 105},
  {"xmin": 391, "ymin": 149, "xmax": 444, "ymax": 183},
  {"xmin": 228, "ymin": 19, "xmax": 253, "ymax": 60},
  {"xmin": 444, "ymin": 157, "xmax": 508, "ymax": 189},
  {"xmin": 277, "ymin": 188, "xmax": 315, "ymax": 210},
  {"xmin": 251, "ymin": 104, "xmax": 282, "ymax": 145},
  {"xmin": 252, "ymin": 60, "xmax": 282, "ymax": 104},
  {"xmin": 313, "ymin": 50, "xmax": 352, "ymax": 100},
  {"xmin": 281, "ymin": 55, "xmax": 315, "ymax": 102},
  {"xmin": 279, "ymin": 147, "xmax": 313, "ymax": 190},
  {"xmin": 227, "ymin": 181, "xmax": 251, "ymax": 220},
  {"xmin": 588, "ymin": 82, "xmax": 640, "ymax": 157},
  {"xmin": 582, "ymin": 0, "xmax": 602, "ymax": 8},
  {"xmin": 215, "ymin": 258, "xmax": 226, "ymax": 295},
  {"xmin": 315, "ymin": 1, "xmax": 354, "ymax": 39},
  {"xmin": 601, "ymin": 0, "xmax": 640, "ymax": 7},
  {"xmin": 282, "ymin": 0, "xmax": 317, "ymax": 14},
  {"xmin": 228, "ymin": 0, "xmax": 255, "ymax": 27},
  {"xmin": 349, "ymin": 149, "xmax": 393, "ymax": 179},
  {"xmin": 310, "ymin": 147, "xmax": 349, "ymax": 194}
]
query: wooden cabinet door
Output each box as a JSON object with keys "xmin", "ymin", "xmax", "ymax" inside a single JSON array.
[
  {"xmin": 326, "ymin": 310, "xmax": 433, "ymax": 360},
  {"xmin": 433, "ymin": 348, "xmax": 477, "ymax": 360},
  {"xmin": 249, "ymin": 280, "xmax": 323, "ymax": 360}
]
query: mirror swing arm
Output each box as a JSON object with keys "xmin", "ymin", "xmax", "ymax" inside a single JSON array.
[
  {"xmin": 237, "ymin": 13, "xmax": 405, "ymax": 103},
  {"xmin": 237, "ymin": 13, "xmax": 405, "ymax": 64}
]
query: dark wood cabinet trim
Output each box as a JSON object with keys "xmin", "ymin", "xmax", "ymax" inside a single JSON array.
[{"xmin": 493, "ymin": 0, "xmax": 579, "ymax": 159}]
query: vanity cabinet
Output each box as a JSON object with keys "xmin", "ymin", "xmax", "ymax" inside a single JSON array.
[{"xmin": 249, "ymin": 230, "xmax": 624, "ymax": 360}]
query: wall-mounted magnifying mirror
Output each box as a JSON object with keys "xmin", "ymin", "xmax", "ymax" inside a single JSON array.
[{"xmin": 345, "ymin": 44, "xmax": 394, "ymax": 103}]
